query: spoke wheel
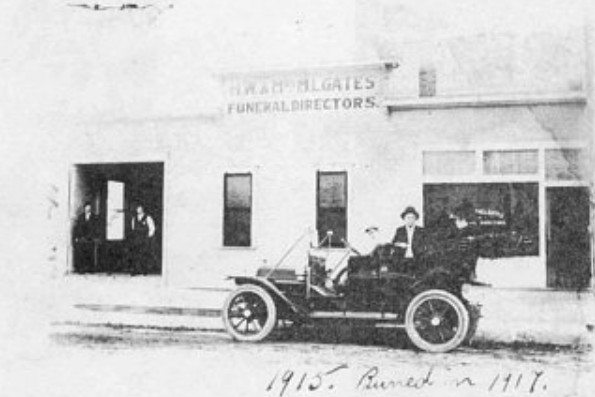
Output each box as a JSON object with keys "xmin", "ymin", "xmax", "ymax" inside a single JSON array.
[
  {"xmin": 222, "ymin": 285, "xmax": 277, "ymax": 342},
  {"xmin": 405, "ymin": 289, "xmax": 469, "ymax": 353}
]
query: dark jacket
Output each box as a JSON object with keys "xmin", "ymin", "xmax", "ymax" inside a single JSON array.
[
  {"xmin": 441, "ymin": 225, "xmax": 480, "ymax": 280},
  {"xmin": 74, "ymin": 213, "xmax": 99, "ymax": 242},
  {"xmin": 391, "ymin": 225, "xmax": 426, "ymax": 260}
]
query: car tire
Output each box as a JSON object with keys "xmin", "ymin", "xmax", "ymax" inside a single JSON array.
[
  {"xmin": 405, "ymin": 289, "xmax": 470, "ymax": 353},
  {"xmin": 222, "ymin": 285, "xmax": 277, "ymax": 342}
]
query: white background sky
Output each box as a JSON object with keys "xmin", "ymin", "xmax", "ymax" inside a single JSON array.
[{"xmin": 0, "ymin": 0, "xmax": 590, "ymax": 122}]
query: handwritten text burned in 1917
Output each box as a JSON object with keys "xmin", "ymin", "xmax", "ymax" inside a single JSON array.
[{"xmin": 265, "ymin": 364, "xmax": 548, "ymax": 397}]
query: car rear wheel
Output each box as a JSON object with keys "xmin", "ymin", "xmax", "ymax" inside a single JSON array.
[
  {"xmin": 222, "ymin": 285, "xmax": 277, "ymax": 342},
  {"xmin": 405, "ymin": 289, "xmax": 470, "ymax": 353}
]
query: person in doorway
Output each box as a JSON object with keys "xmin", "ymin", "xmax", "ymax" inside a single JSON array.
[
  {"xmin": 130, "ymin": 204, "xmax": 156, "ymax": 275},
  {"xmin": 392, "ymin": 206, "xmax": 426, "ymax": 271},
  {"xmin": 73, "ymin": 202, "xmax": 100, "ymax": 273}
]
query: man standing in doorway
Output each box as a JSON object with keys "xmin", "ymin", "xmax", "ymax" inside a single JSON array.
[
  {"xmin": 392, "ymin": 206, "xmax": 426, "ymax": 271},
  {"xmin": 130, "ymin": 204, "xmax": 156, "ymax": 275},
  {"xmin": 73, "ymin": 202, "xmax": 99, "ymax": 273}
]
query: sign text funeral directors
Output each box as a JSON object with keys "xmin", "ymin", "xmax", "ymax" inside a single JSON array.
[{"xmin": 225, "ymin": 72, "xmax": 380, "ymax": 115}]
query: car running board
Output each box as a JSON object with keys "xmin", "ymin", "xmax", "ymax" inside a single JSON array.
[{"xmin": 309, "ymin": 311, "xmax": 399, "ymax": 321}]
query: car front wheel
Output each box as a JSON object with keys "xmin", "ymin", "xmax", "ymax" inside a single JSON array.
[
  {"xmin": 222, "ymin": 285, "xmax": 277, "ymax": 342},
  {"xmin": 405, "ymin": 289, "xmax": 470, "ymax": 353}
]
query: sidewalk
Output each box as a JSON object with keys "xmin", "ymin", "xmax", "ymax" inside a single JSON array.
[
  {"xmin": 52, "ymin": 274, "xmax": 595, "ymax": 348},
  {"xmin": 52, "ymin": 275, "xmax": 228, "ymax": 331}
]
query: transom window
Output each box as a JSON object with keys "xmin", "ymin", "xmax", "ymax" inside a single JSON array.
[
  {"xmin": 483, "ymin": 150, "xmax": 538, "ymax": 175},
  {"xmin": 423, "ymin": 151, "xmax": 476, "ymax": 175},
  {"xmin": 545, "ymin": 149, "xmax": 589, "ymax": 181}
]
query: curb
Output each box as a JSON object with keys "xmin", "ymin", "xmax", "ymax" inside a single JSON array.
[
  {"xmin": 53, "ymin": 320, "xmax": 226, "ymax": 334},
  {"xmin": 75, "ymin": 304, "xmax": 222, "ymax": 318}
]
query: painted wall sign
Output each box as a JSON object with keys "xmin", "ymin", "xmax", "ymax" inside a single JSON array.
[{"xmin": 222, "ymin": 70, "xmax": 383, "ymax": 115}]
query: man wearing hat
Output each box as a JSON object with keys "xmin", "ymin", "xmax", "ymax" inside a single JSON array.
[
  {"xmin": 444, "ymin": 201, "xmax": 479, "ymax": 281},
  {"xmin": 392, "ymin": 206, "xmax": 426, "ymax": 269}
]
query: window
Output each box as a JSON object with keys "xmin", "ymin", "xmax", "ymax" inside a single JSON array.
[
  {"xmin": 224, "ymin": 173, "xmax": 252, "ymax": 247},
  {"xmin": 317, "ymin": 171, "xmax": 347, "ymax": 248},
  {"xmin": 106, "ymin": 180, "xmax": 125, "ymax": 240},
  {"xmin": 483, "ymin": 150, "xmax": 538, "ymax": 175},
  {"xmin": 546, "ymin": 149, "xmax": 589, "ymax": 181},
  {"xmin": 424, "ymin": 183, "xmax": 539, "ymax": 257},
  {"xmin": 423, "ymin": 151, "xmax": 476, "ymax": 176}
]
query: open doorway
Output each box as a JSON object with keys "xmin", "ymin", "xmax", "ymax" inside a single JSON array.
[
  {"xmin": 546, "ymin": 187, "xmax": 590, "ymax": 289},
  {"xmin": 70, "ymin": 162, "xmax": 164, "ymax": 275}
]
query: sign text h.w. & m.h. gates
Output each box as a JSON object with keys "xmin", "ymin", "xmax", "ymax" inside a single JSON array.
[{"xmin": 223, "ymin": 69, "xmax": 382, "ymax": 115}]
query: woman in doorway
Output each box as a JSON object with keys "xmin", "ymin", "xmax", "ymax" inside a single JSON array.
[{"xmin": 130, "ymin": 204, "xmax": 156, "ymax": 275}]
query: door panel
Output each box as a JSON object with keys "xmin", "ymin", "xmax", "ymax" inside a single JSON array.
[{"xmin": 546, "ymin": 187, "xmax": 591, "ymax": 289}]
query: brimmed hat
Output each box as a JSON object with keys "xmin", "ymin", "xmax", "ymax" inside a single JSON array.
[
  {"xmin": 401, "ymin": 206, "xmax": 419, "ymax": 219},
  {"xmin": 452, "ymin": 201, "xmax": 475, "ymax": 220}
]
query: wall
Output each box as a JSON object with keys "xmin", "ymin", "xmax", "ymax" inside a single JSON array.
[{"xmin": 61, "ymin": 87, "xmax": 590, "ymax": 289}]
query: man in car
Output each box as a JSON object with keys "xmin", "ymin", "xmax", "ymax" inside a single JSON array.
[{"xmin": 392, "ymin": 206, "xmax": 426, "ymax": 271}]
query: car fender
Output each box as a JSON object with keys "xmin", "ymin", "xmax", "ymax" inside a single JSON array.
[
  {"xmin": 229, "ymin": 276, "xmax": 306, "ymax": 316},
  {"xmin": 410, "ymin": 266, "xmax": 462, "ymax": 295}
]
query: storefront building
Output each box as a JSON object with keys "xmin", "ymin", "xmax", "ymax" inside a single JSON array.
[
  {"xmin": 51, "ymin": 7, "xmax": 593, "ymax": 292},
  {"xmin": 60, "ymin": 64, "xmax": 593, "ymax": 291}
]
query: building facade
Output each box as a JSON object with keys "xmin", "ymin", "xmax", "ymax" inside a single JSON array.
[
  {"xmin": 42, "ymin": 2, "xmax": 594, "ymax": 292},
  {"xmin": 59, "ymin": 65, "xmax": 593, "ymax": 291}
]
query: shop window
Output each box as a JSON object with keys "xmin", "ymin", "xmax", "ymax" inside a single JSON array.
[
  {"xmin": 483, "ymin": 150, "xmax": 538, "ymax": 175},
  {"xmin": 224, "ymin": 173, "xmax": 252, "ymax": 247},
  {"xmin": 546, "ymin": 149, "xmax": 589, "ymax": 181},
  {"xmin": 423, "ymin": 183, "xmax": 539, "ymax": 257},
  {"xmin": 317, "ymin": 171, "xmax": 347, "ymax": 248},
  {"xmin": 106, "ymin": 180, "xmax": 125, "ymax": 240},
  {"xmin": 423, "ymin": 151, "xmax": 476, "ymax": 176}
]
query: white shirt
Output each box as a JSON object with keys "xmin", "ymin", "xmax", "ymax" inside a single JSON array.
[
  {"xmin": 405, "ymin": 226, "xmax": 415, "ymax": 258},
  {"xmin": 132, "ymin": 214, "xmax": 156, "ymax": 238}
]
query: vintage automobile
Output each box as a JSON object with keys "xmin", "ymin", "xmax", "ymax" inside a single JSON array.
[{"xmin": 222, "ymin": 231, "xmax": 482, "ymax": 353}]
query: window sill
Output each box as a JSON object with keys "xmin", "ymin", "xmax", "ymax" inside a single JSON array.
[
  {"xmin": 310, "ymin": 247, "xmax": 350, "ymax": 252},
  {"xmin": 220, "ymin": 246, "xmax": 259, "ymax": 251}
]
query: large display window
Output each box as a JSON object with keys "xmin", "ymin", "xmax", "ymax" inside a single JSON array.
[{"xmin": 423, "ymin": 183, "xmax": 539, "ymax": 257}]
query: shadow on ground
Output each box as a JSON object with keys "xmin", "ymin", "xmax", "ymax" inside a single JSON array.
[{"xmin": 51, "ymin": 321, "xmax": 591, "ymax": 360}]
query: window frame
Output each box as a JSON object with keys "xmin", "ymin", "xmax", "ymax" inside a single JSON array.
[
  {"xmin": 423, "ymin": 182, "xmax": 540, "ymax": 258},
  {"xmin": 316, "ymin": 170, "xmax": 348, "ymax": 248},
  {"xmin": 483, "ymin": 149, "xmax": 539, "ymax": 176},
  {"xmin": 421, "ymin": 142, "xmax": 590, "ymax": 266},
  {"xmin": 223, "ymin": 172, "xmax": 253, "ymax": 248}
]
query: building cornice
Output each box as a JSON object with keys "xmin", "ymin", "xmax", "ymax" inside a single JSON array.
[
  {"xmin": 216, "ymin": 60, "xmax": 395, "ymax": 79},
  {"xmin": 384, "ymin": 91, "xmax": 587, "ymax": 112}
]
